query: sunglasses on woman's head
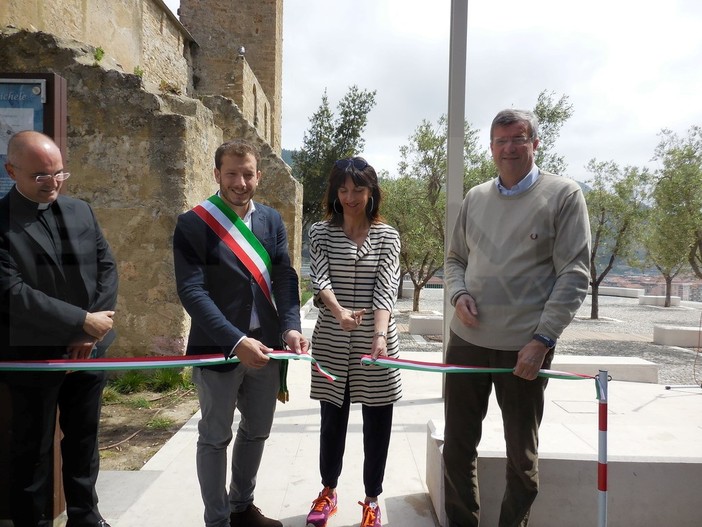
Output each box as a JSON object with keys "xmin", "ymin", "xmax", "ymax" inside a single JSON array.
[{"xmin": 334, "ymin": 157, "xmax": 368, "ymax": 171}]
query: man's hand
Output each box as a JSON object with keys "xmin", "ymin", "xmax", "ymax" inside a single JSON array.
[
  {"xmin": 513, "ymin": 340, "xmax": 550, "ymax": 380},
  {"xmin": 67, "ymin": 337, "xmax": 98, "ymax": 360},
  {"xmin": 283, "ymin": 330, "xmax": 309, "ymax": 354},
  {"xmin": 454, "ymin": 294, "xmax": 479, "ymax": 327},
  {"xmin": 233, "ymin": 337, "xmax": 273, "ymax": 368},
  {"xmin": 83, "ymin": 311, "xmax": 115, "ymax": 341}
]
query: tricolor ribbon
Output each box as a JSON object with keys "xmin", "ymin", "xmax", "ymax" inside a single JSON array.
[
  {"xmin": 0, "ymin": 351, "xmax": 337, "ymax": 382},
  {"xmin": 0, "ymin": 353, "xmax": 601, "ymax": 394},
  {"xmin": 359, "ymin": 355, "xmax": 596, "ymax": 382}
]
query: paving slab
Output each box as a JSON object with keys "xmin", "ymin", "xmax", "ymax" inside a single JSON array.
[{"xmin": 97, "ymin": 350, "xmax": 702, "ymax": 526}]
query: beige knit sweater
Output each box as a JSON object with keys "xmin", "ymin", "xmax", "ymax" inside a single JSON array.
[{"xmin": 444, "ymin": 172, "xmax": 591, "ymax": 351}]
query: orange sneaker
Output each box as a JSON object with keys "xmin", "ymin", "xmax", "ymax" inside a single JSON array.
[
  {"xmin": 359, "ymin": 500, "xmax": 382, "ymax": 527},
  {"xmin": 306, "ymin": 487, "xmax": 337, "ymax": 527}
]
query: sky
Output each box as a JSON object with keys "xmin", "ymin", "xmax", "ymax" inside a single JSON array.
[{"xmin": 163, "ymin": 0, "xmax": 702, "ymax": 183}]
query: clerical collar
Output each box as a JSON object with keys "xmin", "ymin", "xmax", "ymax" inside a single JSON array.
[{"xmin": 15, "ymin": 186, "xmax": 52, "ymax": 210}]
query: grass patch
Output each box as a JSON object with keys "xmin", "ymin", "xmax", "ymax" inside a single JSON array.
[
  {"xmin": 102, "ymin": 385, "xmax": 122, "ymax": 404},
  {"xmin": 147, "ymin": 416, "xmax": 175, "ymax": 430},
  {"xmin": 125, "ymin": 396, "xmax": 151, "ymax": 410},
  {"xmin": 108, "ymin": 368, "xmax": 194, "ymax": 395}
]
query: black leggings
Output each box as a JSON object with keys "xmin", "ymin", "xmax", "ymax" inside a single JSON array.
[{"xmin": 318, "ymin": 383, "xmax": 393, "ymax": 497}]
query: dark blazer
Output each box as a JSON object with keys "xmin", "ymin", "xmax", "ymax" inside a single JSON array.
[
  {"xmin": 0, "ymin": 186, "xmax": 119, "ymax": 361},
  {"xmin": 173, "ymin": 200, "xmax": 301, "ymax": 368}
]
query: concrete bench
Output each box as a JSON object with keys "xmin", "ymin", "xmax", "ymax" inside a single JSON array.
[
  {"xmin": 551, "ymin": 356, "xmax": 658, "ymax": 383},
  {"xmin": 426, "ymin": 420, "xmax": 448, "ymax": 527},
  {"xmin": 639, "ymin": 295, "xmax": 681, "ymax": 306},
  {"xmin": 588, "ymin": 286, "xmax": 645, "ymax": 298},
  {"xmin": 408, "ymin": 312, "xmax": 443, "ymax": 335},
  {"xmin": 426, "ymin": 419, "xmax": 698, "ymax": 527},
  {"xmin": 653, "ymin": 325, "xmax": 702, "ymax": 348}
]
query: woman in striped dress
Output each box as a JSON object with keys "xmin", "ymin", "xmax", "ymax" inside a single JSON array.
[{"xmin": 306, "ymin": 157, "xmax": 401, "ymax": 527}]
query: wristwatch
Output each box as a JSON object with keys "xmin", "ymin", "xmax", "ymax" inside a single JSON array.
[
  {"xmin": 533, "ymin": 333, "xmax": 556, "ymax": 349},
  {"xmin": 374, "ymin": 331, "xmax": 387, "ymax": 339}
]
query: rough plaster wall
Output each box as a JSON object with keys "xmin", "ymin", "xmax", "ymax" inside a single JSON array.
[
  {"xmin": 140, "ymin": 0, "xmax": 193, "ymax": 94},
  {"xmin": 178, "ymin": 0, "xmax": 234, "ymax": 94},
  {"xmin": 0, "ymin": 0, "xmax": 192, "ymax": 95},
  {"xmin": 180, "ymin": 0, "xmax": 283, "ymax": 153},
  {"xmin": 232, "ymin": 56, "xmax": 272, "ymax": 145},
  {"xmin": 0, "ymin": 29, "xmax": 300, "ymax": 357}
]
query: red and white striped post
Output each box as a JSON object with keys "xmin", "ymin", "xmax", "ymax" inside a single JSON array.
[{"xmin": 597, "ymin": 370, "xmax": 609, "ymax": 527}]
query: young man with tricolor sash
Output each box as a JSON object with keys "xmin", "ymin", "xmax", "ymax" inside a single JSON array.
[{"xmin": 173, "ymin": 139, "xmax": 308, "ymax": 527}]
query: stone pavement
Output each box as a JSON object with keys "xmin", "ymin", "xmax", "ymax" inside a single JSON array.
[
  {"xmin": 93, "ymin": 289, "xmax": 702, "ymax": 526},
  {"xmin": 391, "ymin": 288, "xmax": 702, "ymax": 386}
]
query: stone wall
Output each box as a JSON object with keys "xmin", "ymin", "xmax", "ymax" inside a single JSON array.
[
  {"xmin": 180, "ymin": 0, "xmax": 283, "ymax": 153},
  {"xmin": 0, "ymin": 0, "xmax": 283, "ymax": 156},
  {"xmin": 0, "ymin": 28, "xmax": 302, "ymax": 356},
  {"xmin": 0, "ymin": 0, "xmax": 194, "ymax": 96},
  {"xmin": 231, "ymin": 56, "xmax": 273, "ymax": 147}
]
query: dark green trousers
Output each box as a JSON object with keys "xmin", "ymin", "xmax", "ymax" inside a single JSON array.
[{"xmin": 443, "ymin": 331, "xmax": 553, "ymax": 527}]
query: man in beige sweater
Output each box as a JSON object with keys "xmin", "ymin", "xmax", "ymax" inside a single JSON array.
[{"xmin": 443, "ymin": 109, "xmax": 591, "ymax": 527}]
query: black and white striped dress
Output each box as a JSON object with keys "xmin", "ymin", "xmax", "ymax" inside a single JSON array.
[{"xmin": 308, "ymin": 221, "xmax": 402, "ymax": 407}]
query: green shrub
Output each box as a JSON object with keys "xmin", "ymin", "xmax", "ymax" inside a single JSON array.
[
  {"xmin": 300, "ymin": 277, "xmax": 314, "ymax": 305},
  {"xmin": 148, "ymin": 368, "xmax": 194, "ymax": 392},
  {"xmin": 110, "ymin": 370, "xmax": 149, "ymax": 394},
  {"xmin": 101, "ymin": 385, "xmax": 122, "ymax": 404}
]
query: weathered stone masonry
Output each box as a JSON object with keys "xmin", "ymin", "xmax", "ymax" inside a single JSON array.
[{"xmin": 0, "ymin": 0, "xmax": 301, "ymax": 357}]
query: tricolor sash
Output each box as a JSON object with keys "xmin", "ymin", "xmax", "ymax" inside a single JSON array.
[{"xmin": 193, "ymin": 195, "xmax": 274, "ymax": 306}]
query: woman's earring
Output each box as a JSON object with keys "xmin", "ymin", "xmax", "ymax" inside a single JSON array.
[
  {"xmin": 333, "ymin": 199, "xmax": 343, "ymax": 214},
  {"xmin": 367, "ymin": 196, "xmax": 375, "ymax": 212}
]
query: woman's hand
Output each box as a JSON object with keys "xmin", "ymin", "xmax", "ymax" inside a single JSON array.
[
  {"xmin": 370, "ymin": 333, "xmax": 388, "ymax": 360},
  {"xmin": 337, "ymin": 308, "xmax": 366, "ymax": 332}
]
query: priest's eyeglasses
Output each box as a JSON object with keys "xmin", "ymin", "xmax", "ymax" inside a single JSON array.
[{"xmin": 34, "ymin": 172, "xmax": 71, "ymax": 183}]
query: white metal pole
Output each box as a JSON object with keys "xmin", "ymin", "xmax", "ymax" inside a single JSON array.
[{"xmin": 444, "ymin": 0, "xmax": 469, "ymax": 363}]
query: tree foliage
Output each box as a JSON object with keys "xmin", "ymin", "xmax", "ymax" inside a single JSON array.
[
  {"xmin": 292, "ymin": 86, "xmax": 376, "ymax": 229},
  {"xmin": 384, "ymin": 116, "xmax": 490, "ymax": 311},
  {"xmin": 382, "ymin": 175, "xmax": 444, "ymax": 311},
  {"xmin": 585, "ymin": 160, "xmax": 649, "ymax": 318},
  {"xmin": 640, "ymin": 175, "xmax": 691, "ymax": 306},
  {"xmin": 653, "ymin": 126, "xmax": 702, "ymax": 280},
  {"xmin": 533, "ymin": 90, "xmax": 574, "ymax": 175},
  {"xmin": 384, "ymin": 93, "xmax": 575, "ymax": 311}
]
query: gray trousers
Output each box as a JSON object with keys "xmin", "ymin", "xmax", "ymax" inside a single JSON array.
[{"xmin": 193, "ymin": 361, "xmax": 280, "ymax": 527}]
